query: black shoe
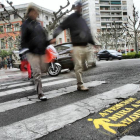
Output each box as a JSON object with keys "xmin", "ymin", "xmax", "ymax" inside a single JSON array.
[{"xmin": 38, "ymin": 93, "xmax": 47, "ymax": 101}]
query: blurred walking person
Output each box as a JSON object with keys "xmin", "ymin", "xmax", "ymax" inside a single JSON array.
[
  {"xmin": 4, "ymin": 57, "xmax": 7, "ymax": 70},
  {"xmin": 7, "ymin": 56, "xmax": 11, "ymax": 69},
  {"xmin": 0, "ymin": 58, "xmax": 2, "ymax": 70},
  {"xmin": 53, "ymin": 2, "xmax": 95, "ymax": 91},
  {"xmin": 21, "ymin": 5, "xmax": 55, "ymax": 101}
]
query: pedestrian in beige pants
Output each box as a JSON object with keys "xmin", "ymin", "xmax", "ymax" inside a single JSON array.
[
  {"xmin": 52, "ymin": 2, "xmax": 96, "ymax": 91},
  {"xmin": 21, "ymin": 5, "xmax": 55, "ymax": 101},
  {"xmin": 27, "ymin": 53, "xmax": 47, "ymax": 94},
  {"xmin": 72, "ymin": 46, "xmax": 89, "ymax": 87}
]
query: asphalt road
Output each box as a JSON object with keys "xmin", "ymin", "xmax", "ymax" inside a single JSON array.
[{"xmin": 0, "ymin": 59, "xmax": 140, "ymax": 140}]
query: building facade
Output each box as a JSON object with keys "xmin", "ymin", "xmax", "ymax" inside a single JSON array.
[
  {"xmin": 81, "ymin": 0, "xmax": 133, "ymax": 36},
  {"xmin": 0, "ymin": 2, "xmax": 71, "ymax": 50}
]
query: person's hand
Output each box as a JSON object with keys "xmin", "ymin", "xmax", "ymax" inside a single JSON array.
[{"xmin": 50, "ymin": 38, "xmax": 56, "ymax": 44}]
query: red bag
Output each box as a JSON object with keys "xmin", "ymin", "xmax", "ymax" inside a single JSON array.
[{"xmin": 45, "ymin": 45, "xmax": 58, "ymax": 63}]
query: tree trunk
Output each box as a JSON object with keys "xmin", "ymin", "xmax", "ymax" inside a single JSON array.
[{"xmin": 135, "ymin": 32, "xmax": 138, "ymax": 54}]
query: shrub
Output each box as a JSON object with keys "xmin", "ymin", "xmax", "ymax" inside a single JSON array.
[{"xmin": 122, "ymin": 52, "xmax": 140, "ymax": 59}]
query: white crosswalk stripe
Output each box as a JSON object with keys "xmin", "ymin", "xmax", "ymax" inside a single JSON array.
[
  {"xmin": 0, "ymin": 78, "xmax": 76, "ymax": 97},
  {"xmin": 0, "ymin": 77, "xmax": 61, "ymax": 89},
  {"xmin": 120, "ymin": 136, "xmax": 140, "ymax": 140},
  {"xmin": 0, "ymin": 81, "xmax": 105, "ymax": 113},
  {"xmin": 0, "ymin": 84, "xmax": 139, "ymax": 140}
]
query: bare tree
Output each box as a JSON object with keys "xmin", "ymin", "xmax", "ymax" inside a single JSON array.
[
  {"xmin": 123, "ymin": 5, "xmax": 140, "ymax": 54},
  {"xmin": 96, "ymin": 22, "xmax": 125, "ymax": 50},
  {"xmin": 0, "ymin": 0, "xmax": 74, "ymax": 49},
  {"xmin": 96, "ymin": 27, "xmax": 113, "ymax": 49}
]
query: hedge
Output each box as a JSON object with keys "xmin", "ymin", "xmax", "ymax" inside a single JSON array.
[{"xmin": 122, "ymin": 52, "xmax": 140, "ymax": 59}]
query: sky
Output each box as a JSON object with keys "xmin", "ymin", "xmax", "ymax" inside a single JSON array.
[
  {"xmin": 0, "ymin": 0, "xmax": 140, "ymax": 15},
  {"xmin": 0, "ymin": 0, "xmax": 76, "ymax": 12}
]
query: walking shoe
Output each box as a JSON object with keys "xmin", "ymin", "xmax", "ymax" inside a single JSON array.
[
  {"xmin": 38, "ymin": 93, "xmax": 47, "ymax": 101},
  {"xmin": 77, "ymin": 85, "xmax": 89, "ymax": 91}
]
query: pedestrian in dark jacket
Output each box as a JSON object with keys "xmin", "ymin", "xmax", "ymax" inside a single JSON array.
[
  {"xmin": 7, "ymin": 56, "xmax": 11, "ymax": 69},
  {"xmin": 21, "ymin": 5, "xmax": 55, "ymax": 101},
  {"xmin": 4, "ymin": 57, "xmax": 7, "ymax": 69},
  {"xmin": 0, "ymin": 58, "xmax": 2, "ymax": 70},
  {"xmin": 53, "ymin": 2, "xmax": 95, "ymax": 91}
]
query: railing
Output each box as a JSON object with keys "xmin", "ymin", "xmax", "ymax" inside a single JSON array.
[{"xmin": 101, "ymin": 19, "xmax": 112, "ymax": 21}]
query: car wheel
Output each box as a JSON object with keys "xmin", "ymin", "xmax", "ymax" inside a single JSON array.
[
  {"xmin": 109, "ymin": 57, "xmax": 113, "ymax": 61},
  {"xmin": 118, "ymin": 58, "xmax": 122, "ymax": 60}
]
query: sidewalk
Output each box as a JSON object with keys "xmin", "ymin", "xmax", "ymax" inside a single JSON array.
[{"xmin": 0, "ymin": 68, "xmax": 28, "ymax": 83}]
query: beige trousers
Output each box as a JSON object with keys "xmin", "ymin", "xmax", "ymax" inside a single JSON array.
[
  {"xmin": 72, "ymin": 46, "xmax": 89, "ymax": 86},
  {"xmin": 27, "ymin": 53, "xmax": 47, "ymax": 94}
]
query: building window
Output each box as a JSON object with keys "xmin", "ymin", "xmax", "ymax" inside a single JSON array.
[
  {"xmin": 122, "ymin": 1, "xmax": 127, "ymax": 5},
  {"xmin": 14, "ymin": 14, "xmax": 19, "ymax": 19},
  {"xmin": 1, "ymin": 39, "xmax": 6, "ymax": 49},
  {"xmin": 14, "ymin": 23, "xmax": 20, "ymax": 31},
  {"xmin": 123, "ymin": 12, "xmax": 127, "ymax": 15},
  {"xmin": 67, "ymin": 39, "xmax": 70, "ymax": 42},
  {"xmin": 82, "ymin": 3, "xmax": 88, "ymax": 9},
  {"xmin": 83, "ymin": 9, "xmax": 89, "ymax": 14},
  {"xmin": 96, "ymin": 17, "xmax": 100, "ymax": 21},
  {"xmin": 0, "ymin": 26, "xmax": 4, "ymax": 33},
  {"xmin": 5, "ymin": 15, "xmax": 10, "ymax": 20},
  {"xmin": 97, "ymin": 29, "xmax": 101, "ymax": 32},
  {"xmin": 46, "ymin": 16, "xmax": 48, "ymax": 20},
  {"xmin": 8, "ymin": 38, "xmax": 13, "ymax": 48},
  {"xmin": 6, "ymin": 25, "xmax": 12, "ymax": 32},
  {"xmin": 122, "ymin": 6, "xmax": 127, "ymax": 10}
]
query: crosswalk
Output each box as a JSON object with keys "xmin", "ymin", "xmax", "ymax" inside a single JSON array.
[{"xmin": 0, "ymin": 76, "xmax": 139, "ymax": 140}]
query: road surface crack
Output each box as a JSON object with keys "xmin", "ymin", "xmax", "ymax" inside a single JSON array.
[{"xmin": 24, "ymin": 123, "xmax": 46, "ymax": 136}]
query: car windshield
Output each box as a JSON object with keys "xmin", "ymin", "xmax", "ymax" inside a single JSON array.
[
  {"xmin": 108, "ymin": 50, "xmax": 118, "ymax": 53},
  {"xmin": 55, "ymin": 44, "xmax": 72, "ymax": 53}
]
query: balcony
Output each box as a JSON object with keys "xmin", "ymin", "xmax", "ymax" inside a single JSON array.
[
  {"xmin": 101, "ymin": 18, "xmax": 112, "ymax": 21},
  {"xmin": 100, "ymin": 2, "xmax": 110, "ymax": 6}
]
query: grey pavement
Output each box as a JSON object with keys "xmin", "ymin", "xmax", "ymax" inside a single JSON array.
[{"xmin": 0, "ymin": 59, "xmax": 140, "ymax": 140}]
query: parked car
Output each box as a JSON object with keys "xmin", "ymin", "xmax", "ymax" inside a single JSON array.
[
  {"xmin": 97, "ymin": 50, "xmax": 122, "ymax": 61},
  {"xmin": 54, "ymin": 43, "xmax": 96, "ymax": 70}
]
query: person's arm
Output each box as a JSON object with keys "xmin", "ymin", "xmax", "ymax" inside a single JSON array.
[
  {"xmin": 21, "ymin": 23, "xmax": 29, "ymax": 49},
  {"xmin": 87, "ymin": 27, "xmax": 95, "ymax": 46},
  {"xmin": 53, "ymin": 15, "xmax": 71, "ymax": 38}
]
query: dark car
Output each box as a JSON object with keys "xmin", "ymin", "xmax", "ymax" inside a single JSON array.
[
  {"xmin": 54, "ymin": 43, "xmax": 74, "ymax": 70},
  {"xmin": 54, "ymin": 43, "xmax": 96, "ymax": 70},
  {"xmin": 97, "ymin": 50, "xmax": 122, "ymax": 61}
]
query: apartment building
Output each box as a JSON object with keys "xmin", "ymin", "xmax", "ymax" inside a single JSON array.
[
  {"xmin": 81, "ymin": 0, "xmax": 133, "ymax": 36},
  {"xmin": 0, "ymin": 2, "xmax": 71, "ymax": 50}
]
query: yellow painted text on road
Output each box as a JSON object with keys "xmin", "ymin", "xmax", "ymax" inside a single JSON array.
[
  {"xmin": 99, "ymin": 98, "xmax": 136, "ymax": 117},
  {"xmin": 88, "ymin": 98, "xmax": 140, "ymax": 134}
]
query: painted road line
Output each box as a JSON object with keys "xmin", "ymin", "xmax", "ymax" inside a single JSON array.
[
  {"xmin": 0, "ymin": 77, "xmax": 62, "ymax": 89},
  {"xmin": 0, "ymin": 84, "xmax": 139, "ymax": 140},
  {"xmin": 0, "ymin": 81, "xmax": 105, "ymax": 113},
  {"xmin": 0, "ymin": 78, "xmax": 76, "ymax": 97},
  {"xmin": 120, "ymin": 136, "xmax": 140, "ymax": 140}
]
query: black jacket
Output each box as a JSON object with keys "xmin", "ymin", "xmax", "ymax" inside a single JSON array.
[
  {"xmin": 53, "ymin": 12, "xmax": 95, "ymax": 46},
  {"xmin": 21, "ymin": 18, "xmax": 49, "ymax": 54}
]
